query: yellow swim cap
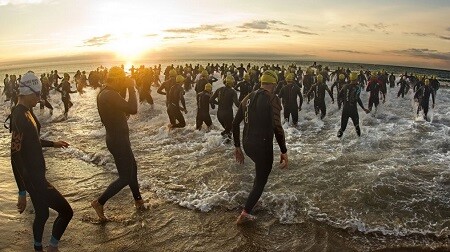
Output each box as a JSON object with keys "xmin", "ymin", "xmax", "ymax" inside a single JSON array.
[
  {"xmin": 349, "ymin": 72, "xmax": 358, "ymax": 81},
  {"xmin": 169, "ymin": 69, "xmax": 177, "ymax": 77},
  {"xmin": 285, "ymin": 73, "xmax": 294, "ymax": 82},
  {"xmin": 108, "ymin": 66, "xmax": 126, "ymax": 79},
  {"xmin": 260, "ymin": 70, "xmax": 278, "ymax": 84},
  {"xmin": 225, "ymin": 75, "xmax": 235, "ymax": 86},
  {"xmin": 424, "ymin": 79, "xmax": 430, "ymax": 85},
  {"xmin": 316, "ymin": 74, "xmax": 323, "ymax": 83},
  {"xmin": 204, "ymin": 83, "xmax": 212, "ymax": 92},
  {"xmin": 339, "ymin": 74, "xmax": 345, "ymax": 81},
  {"xmin": 244, "ymin": 73, "xmax": 250, "ymax": 81},
  {"xmin": 201, "ymin": 70, "xmax": 208, "ymax": 77},
  {"xmin": 176, "ymin": 75, "xmax": 185, "ymax": 83},
  {"xmin": 63, "ymin": 73, "xmax": 70, "ymax": 79}
]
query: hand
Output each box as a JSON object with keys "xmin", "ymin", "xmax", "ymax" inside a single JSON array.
[
  {"xmin": 54, "ymin": 141, "xmax": 69, "ymax": 148},
  {"xmin": 298, "ymin": 108, "xmax": 302, "ymax": 111},
  {"xmin": 279, "ymin": 153, "xmax": 288, "ymax": 169},
  {"xmin": 365, "ymin": 109, "xmax": 370, "ymax": 114},
  {"xmin": 332, "ymin": 100, "xmax": 335, "ymax": 104},
  {"xmin": 235, "ymin": 147, "xmax": 244, "ymax": 164},
  {"xmin": 183, "ymin": 108, "xmax": 188, "ymax": 114},
  {"xmin": 17, "ymin": 195, "xmax": 26, "ymax": 214}
]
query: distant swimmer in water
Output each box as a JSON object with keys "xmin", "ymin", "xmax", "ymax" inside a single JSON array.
[
  {"xmin": 389, "ymin": 72, "xmax": 396, "ymax": 88},
  {"xmin": 414, "ymin": 78, "xmax": 435, "ymax": 121},
  {"xmin": 196, "ymin": 83, "xmax": 214, "ymax": 131},
  {"xmin": 232, "ymin": 70, "xmax": 288, "ymax": 224},
  {"xmin": 337, "ymin": 72, "xmax": 370, "ymax": 138},
  {"xmin": 210, "ymin": 75, "xmax": 239, "ymax": 141},
  {"xmin": 331, "ymin": 74, "xmax": 347, "ymax": 110},
  {"xmin": 92, "ymin": 67, "xmax": 144, "ymax": 222},
  {"xmin": 234, "ymin": 73, "xmax": 253, "ymax": 102},
  {"xmin": 167, "ymin": 75, "xmax": 188, "ymax": 129},
  {"xmin": 278, "ymin": 73, "xmax": 303, "ymax": 125},
  {"xmin": 39, "ymin": 73, "xmax": 53, "ymax": 115},
  {"xmin": 397, "ymin": 76, "xmax": 410, "ymax": 98},
  {"xmin": 9, "ymin": 72, "xmax": 72, "ymax": 252},
  {"xmin": 306, "ymin": 74, "xmax": 334, "ymax": 120},
  {"xmin": 157, "ymin": 69, "xmax": 177, "ymax": 107}
]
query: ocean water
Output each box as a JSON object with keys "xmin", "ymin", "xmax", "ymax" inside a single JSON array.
[{"xmin": 0, "ymin": 60, "xmax": 450, "ymax": 251}]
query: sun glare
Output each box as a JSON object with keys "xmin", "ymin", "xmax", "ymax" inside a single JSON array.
[{"xmin": 109, "ymin": 35, "xmax": 159, "ymax": 62}]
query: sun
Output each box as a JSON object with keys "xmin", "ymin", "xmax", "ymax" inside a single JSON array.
[{"xmin": 110, "ymin": 35, "xmax": 158, "ymax": 62}]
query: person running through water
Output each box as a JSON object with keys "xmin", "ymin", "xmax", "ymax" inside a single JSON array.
[
  {"xmin": 278, "ymin": 73, "xmax": 303, "ymax": 125},
  {"xmin": 52, "ymin": 70, "xmax": 62, "ymax": 88},
  {"xmin": 366, "ymin": 73, "xmax": 385, "ymax": 113},
  {"xmin": 3, "ymin": 74, "xmax": 10, "ymax": 101},
  {"xmin": 331, "ymin": 74, "xmax": 347, "ymax": 110},
  {"xmin": 389, "ymin": 72, "xmax": 396, "ymax": 88},
  {"xmin": 397, "ymin": 76, "xmax": 410, "ymax": 98},
  {"xmin": 9, "ymin": 71, "xmax": 72, "ymax": 252},
  {"xmin": 414, "ymin": 79, "xmax": 435, "ymax": 121},
  {"xmin": 234, "ymin": 73, "xmax": 253, "ymax": 102},
  {"xmin": 92, "ymin": 67, "xmax": 144, "ymax": 222},
  {"xmin": 195, "ymin": 70, "xmax": 209, "ymax": 94},
  {"xmin": 337, "ymin": 72, "xmax": 370, "ymax": 138},
  {"xmin": 196, "ymin": 83, "xmax": 214, "ymax": 131},
  {"xmin": 167, "ymin": 75, "xmax": 188, "ymax": 129},
  {"xmin": 157, "ymin": 69, "xmax": 177, "ymax": 107},
  {"xmin": 39, "ymin": 73, "xmax": 53, "ymax": 115},
  {"xmin": 232, "ymin": 70, "xmax": 288, "ymax": 224},
  {"xmin": 56, "ymin": 73, "xmax": 77, "ymax": 119},
  {"xmin": 306, "ymin": 74, "xmax": 334, "ymax": 120},
  {"xmin": 210, "ymin": 75, "xmax": 239, "ymax": 141}
]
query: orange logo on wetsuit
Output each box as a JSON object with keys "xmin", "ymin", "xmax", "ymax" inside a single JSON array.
[{"xmin": 11, "ymin": 131, "xmax": 23, "ymax": 153}]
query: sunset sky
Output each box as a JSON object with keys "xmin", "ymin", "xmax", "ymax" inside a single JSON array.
[{"xmin": 0, "ymin": 0, "xmax": 449, "ymax": 70}]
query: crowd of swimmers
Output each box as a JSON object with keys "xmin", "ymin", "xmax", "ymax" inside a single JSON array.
[{"xmin": 3, "ymin": 62, "xmax": 442, "ymax": 251}]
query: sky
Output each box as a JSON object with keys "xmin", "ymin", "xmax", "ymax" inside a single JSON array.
[{"xmin": 0, "ymin": 0, "xmax": 449, "ymax": 70}]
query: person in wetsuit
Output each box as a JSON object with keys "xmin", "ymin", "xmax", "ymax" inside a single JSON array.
[
  {"xmin": 195, "ymin": 70, "xmax": 209, "ymax": 94},
  {"xmin": 232, "ymin": 70, "xmax": 288, "ymax": 224},
  {"xmin": 210, "ymin": 75, "xmax": 239, "ymax": 141},
  {"xmin": 397, "ymin": 76, "xmax": 410, "ymax": 98},
  {"xmin": 234, "ymin": 73, "xmax": 253, "ymax": 102},
  {"xmin": 10, "ymin": 71, "xmax": 72, "ymax": 252},
  {"xmin": 56, "ymin": 73, "xmax": 77, "ymax": 119},
  {"xmin": 139, "ymin": 68, "xmax": 154, "ymax": 109},
  {"xmin": 331, "ymin": 74, "xmax": 347, "ymax": 110},
  {"xmin": 196, "ymin": 83, "xmax": 214, "ymax": 130},
  {"xmin": 366, "ymin": 73, "xmax": 385, "ymax": 112},
  {"xmin": 414, "ymin": 79, "xmax": 435, "ymax": 121},
  {"xmin": 389, "ymin": 73, "xmax": 396, "ymax": 88},
  {"xmin": 92, "ymin": 67, "xmax": 144, "ymax": 222},
  {"xmin": 307, "ymin": 74, "xmax": 334, "ymax": 119},
  {"xmin": 52, "ymin": 70, "xmax": 62, "ymax": 88},
  {"xmin": 167, "ymin": 75, "xmax": 187, "ymax": 129},
  {"xmin": 303, "ymin": 68, "xmax": 315, "ymax": 103},
  {"xmin": 337, "ymin": 72, "xmax": 370, "ymax": 138},
  {"xmin": 157, "ymin": 69, "xmax": 177, "ymax": 106},
  {"xmin": 278, "ymin": 73, "xmax": 303, "ymax": 125},
  {"xmin": 39, "ymin": 73, "xmax": 53, "ymax": 115}
]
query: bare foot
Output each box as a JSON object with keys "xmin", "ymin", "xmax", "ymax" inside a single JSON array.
[
  {"xmin": 135, "ymin": 199, "xmax": 146, "ymax": 210},
  {"xmin": 91, "ymin": 200, "xmax": 107, "ymax": 222},
  {"xmin": 236, "ymin": 210, "xmax": 256, "ymax": 225}
]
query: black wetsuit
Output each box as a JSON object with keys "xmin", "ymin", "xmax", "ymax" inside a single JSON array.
[
  {"xmin": 196, "ymin": 91, "xmax": 214, "ymax": 130},
  {"xmin": 167, "ymin": 84, "xmax": 186, "ymax": 128},
  {"xmin": 338, "ymin": 84, "xmax": 366, "ymax": 136},
  {"xmin": 56, "ymin": 81, "xmax": 76, "ymax": 115},
  {"xmin": 210, "ymin": 86, "xmax": 239, "ymax": 138},
  {"xmin": 278, "ymin": 84, "xmax": 303, "ymax": 124},
  {"xmin": 195, "ymin": 78, "xmax": 209, "ymax": 94},
  {"xmin": 307, "ymin": 83, "xmax": 334, "ymax": 119},
  {"xmin": 157, "ymin": 77, "xmax": 176, "ymax": 106},
  {"xmin": 366, "ymin": 79, "xmax": 384, "ymax": 110},
  {"xmin": 414, "ymin": 85, "xmax": 435, "ymax": 120},
  {"xmin": 331, "ymin": 80, "xmax": 346, "ymax": 109},
  {"xmin": 10, "ymin": 104, "xmax": 73, "ymax": 251},
  {"xmin": 53, "ymin": 73, "xmax": 62, "ymax": 88},
  {"xmin": 39, "ymin": 77, "xmax": 53, "ymax": 111},
  {"xmin": 303, "ymin": 74, "xmax": 314, "ymax": 102},
  {"xmin": 397, "ymin": 79, "xmax": 410, "ymax": 98},
  {"xmin": 389, "ymin": 74, "xmax": 395, "ymax": 88},
  {"xmin": 234, "ymin": 80, "xmax": 253, "ymax": 102},
  {"xmin": 97, "ymin": 86, "xmax": 142, "ymax": 205},
  {"xmin": 232, "ymin": 89, "xmax": 287, "ymax": 214},
  {"xmin": 139, "ymin": 73, "xmax": 154, "ymax": 105}
]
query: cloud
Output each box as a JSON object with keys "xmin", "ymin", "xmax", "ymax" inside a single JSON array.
[
  {"xmin": 209, "ymin": 37, "xmax": 232, "ymax": 41},
  {"xmin": 342, "ymin": 22, "xmax": 390, "ymax": 33},
  {"xmin": 330, "ymin": 49, "xmax": 366, "ymax": 54},
  {"xmin": 293, "ymin": 25, "xmax": 308, "ymax": 30},
  {"xmin": 268, "ymin": 20, "xmax": 287, "ymax": 25},
  {"xmin": 284, "ymin": 35, "xmax": 290, "ymax": 37},
  {"xmin": 405, "ymin": 32, "xmax": 450, "ymax": 41},
  {"xmin": 238, "ymin": 20, "xmax": 271, "ymax": 30},
  {"xmin": 359, "ymin": 23, "xmax": 369, "ymax": 28},
  {"xmin": 145, "ymin": 34, "xmax": 158, "ymax": 37},
  {"xmin": 163, "ymin": 36, "xmax": 186, "ymax": 40},
  {"xmin": 294, "ymin": 30, "xmax": 318, "ymax": 35},
  {"xmin": 387, "ymin": 48, "xmax": 450, "ymax": 61},
  {"xmin": 165, "ymin": 25, "xmax": 228, "ymax": 34},
  {"xmin": 255, "ymin": 31, "xmax": 269, "ymax": 34},
  {"xmin": 440, "ymin": 35, "xmax": 450, "ymax": 40},
  {"xmin": 82, "ymin": 34, "xmax": 112, "ymax": 47}
]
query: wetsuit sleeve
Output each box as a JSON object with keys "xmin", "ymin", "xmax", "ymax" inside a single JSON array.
[
  {"xmin": 326, "ymin": 86, "xmax": 334, "ymax": 101},
  {"xmin": 107, "ymin": 87, "xmax": 138, "ymax": 114},
  {"xmin": 210, "ymin": 89, "xmax": 219, "ymax": 105},
  {"xmin": 232, "ymin": 101, "xmax": 245, "ymax": 148},
  {"xmin": 10, "ymin": 113, "xmax": 28, "ymax": 192},
  {"xmin": 40, "ymin": 139, "xmax": 54, "ymax": 147},
  {"xmin": 180, "ymin": 89, "xmax": 186, "ymax": 110},
  {"xmin": 297, "ymin": 87, "xmax": 303, "ymax": 109},
  {"xmin": 432, "ymin": 88, "xmax": 435, "ymax": 104},
  {"xmin": 306, "ymin": 85, "xmax": 314, "ymax": 97},
  {"xmin": 331, "ymin": 82, "xmax": 337, "ymax": 97},
  {"xmin": 272, "ymin": 96, "xmax": 287, "ymax": 154},
  {"xmin": 233, "ymin": 90, "xmax": 239, "ymax": 107},
  {"xmin": 357, "ymin": 89, "xmax": 365, "ymax": 110},
  {"xmin": 157, "ymin": 82, "xmax": 166, "ymax": 95},
  {"xmin": 234, "ymin": 82, "xmax": 241, "ymax": 92}
]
